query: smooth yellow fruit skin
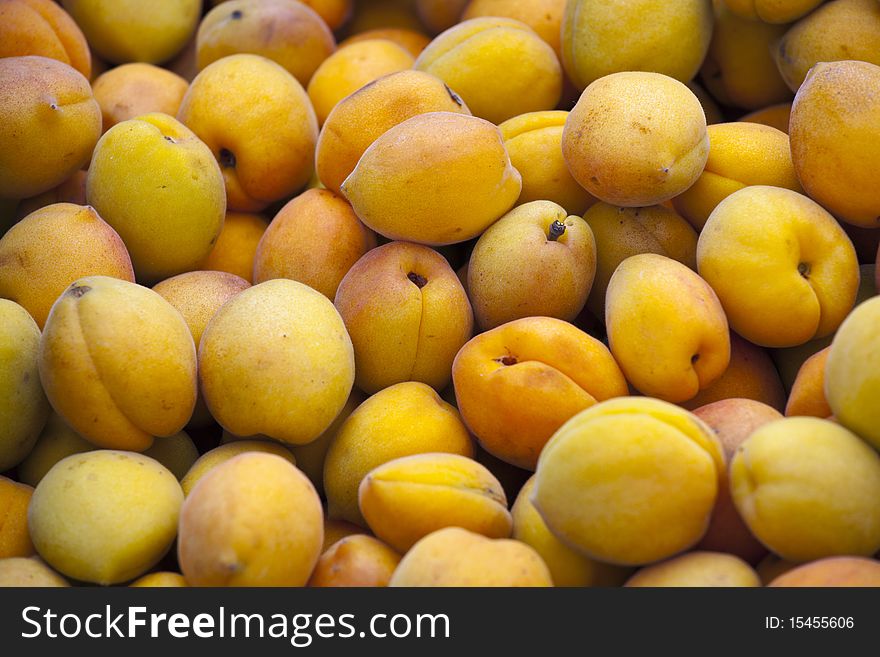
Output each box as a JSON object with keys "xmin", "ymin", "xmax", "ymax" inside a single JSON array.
[
  {"xmin": 697, "ymin": 186, "xmax": 859, "ymax": 348},
  {"xmin": 38, "ymin": 276, "xmax": 198, "ymax": 452},
  {"xmin": 198, "ymin": 279, "xmax": 354, "ymax": 446},
  {"xmin": 389, "ymin": 527, "xmax": 553, "ymax": 587},
  {"xmin": 359, "ymin": 453, "xmax": 512, "ymax": 553},
  {"xmin": 342, "ymin": 111, "xmax": 521, "ymax": 246},
  {"xmin": 413, "ymin": 17, "xmax": 562, "ymax": 124},
  {"xmin": 0, "ymin": 299, "xmax": 49, "ymax": 470},
  {"xmin": 130, "ymin": 571, "xmax": 187, "ymax": 587},
  {"xmin": 86, "ymin": 113, "xmax": 226, "ymax": 283},
  {"xmin": 308, "ymin": 534, "xmax": 401, "ymax": 587},
  {"xmin": 324, "ymin": 382, "xmax": 474, "ymax": 526},
  {"xmin": 533, "ymin": 397, "xmax": 724, "ymax": 566},
  {"xmin": 142, "ymin": 431, "xmax": 199, "ymax": 481},
  {"xmin": 92, "ymin": 63, "xmax": 189, "ymax": 132},
  {"xmin": 624, "ymin": 551, "xmax": 761, "ymax": 587},
  {"xmin": 467, "ymin": 201, "xmax": 596, "ymax": 331},
  {"xmin": 561, "ymin": 0, "xmax": 713, "ymax": 90},
  {"xmin": 0, "ymin": 557, "xmax": 69, "ymax": 587},
  {"xmin": 498, "ymin": 111, "xmax": 596, "ymax": 216},
  {"xmin": 512, "ymin": 477, "xmax": 630, "ymax": 587},
  {"xmin": 672, "ymin": 122, "xmax": 802, "ymax": 231},
  {"xmin": 29, "ymin": 450, "xmax": 183, "ymax": 585},
  {"xmin": 562, "ymin": 72, "xmax": 709, "ymax": 207},
  {"xmin": 61, "ymin": 0, "xmax": 200, "ymax": 64},
  {"xmin": 0, "ymin": 476, "xmax": 34, "ymax": 558},
  {"xmin": 723, "ymin": 0, "xmax": 824, "ymax": 23},
  {"xmin": 178, "ymin": 453, "xmax": 323, "ymax": 587},
  {"xmin": 181, "ymin": 440, "xmax": 296, "ymax": 497},
  {"xmin": 0, "ymin": 56, "xmax": 101, "ymax": 200},
  {"xmin": 825, "ymin": 297, "xmax": 880, "ymax": 449},
  {"xmin": 789, "ymin": 60, "xmax": 880, "ymax": 228},
  {"xmin": 17, "ymin": 412, "xmax": 92, "ymax": 486},
  {"xmin": 730, "ymin": 417, "xmax": 880, "ymax": 562},
  {"xmin": 606, "ymin": 254, "xmax": 730, "ymax": 403}
]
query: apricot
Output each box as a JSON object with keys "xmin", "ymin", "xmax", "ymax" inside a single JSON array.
[
  {"xmin": 756, "ymin": 554, "xmax": 799, "ymax": 584},
  {"xmin": 315, "ymin": 69, "xmax": 470, "ymax": 196},
  {"xmin": 339, "ymin": 28, "xmax": 431, "ymax": 57},
  {"xmin": 87, "ymin": 113, "xmax": 225, "ymax": 283},
  {"xmin": 179, "ymin": 54, "xmax": 317, "ymax": 213},
  {"xmin": 335, "ymin": 241, "xmax": 472, "ymax": 393},
  {"xmin": 297, "ymin": 0, "xmax": 353, "ymax": 30},
  {"xmin": 0, "ymin": 557, "xmax": 69, "ymax": 587},
  {"xmin": 697, "ymin": 186, "xmax": 859, "ymax": 348},
  {"xmin": 825, "ymin": 296, "xmax": 880, "ymax": 449},
  {"xmin": 29, "ymin": 450, "xmax": 183, "ymax": 584},
  {"xmin": 16, "ymin": 169, "xmax": 88, "ymax": 219},
  {"xmin": 197, "ymin": 0, "xmax": 335, "ymax": 87},
  {"xmin": 130, "ymin": 572, "xmax": 188, "ymax": 587},
  {"xmin": 290, "ymin": 390, "xmax": 365, "ymax": 497},
  {"xmin": 561, "ymin": 0, "xmax": 712, "ymax": 90},
  {"xmin": 468, "ymin": 202, "xmax": 595, "ymax": 330},
  {"xmin": 416, "ymin": 0, "xmax": 468, "ymax": 33},
  {"xmin": 498, "ymin": 111, "xmax": 595, "ymax": 216},
  {"xmin": 17, "ymin": 412, "xmax": 93, "ymax": 486},
  {"xmin": 341, "ymin": 112, "xmax": 521, "ymax": 245},
  {"xmin": 348, "ymin": 0, "xmax": 423, "ymax": 33},
  {"xmin": 60, "ymin": 0, "xmax": 200, "ymax": 64},
  {"xmin": 0, "ymin": 57, "xmax": 101, "ymax": 200},
  {"xmin": 309, "ymin": 535, "xmax": 401, "ymax": 587},
  {"xmin": 730, "ymin": 417, "xmax": 880, "ymax": 562},
  {"xmin": 199, "ymin": 279, "xmax": 354, "ymax": 445},
  {"xmin": 786, "ymin": 347, "xmax": 831, "ymax": 418},
  {"xmin": 0, "ymin": 204, "xmax": 135, "ymax": 328},
  {"xmin": 0, "ymin": 300, "xmax": 49, "ymax": 471},
  {"xmin": 91, "ymin": 63, "xmax": 188, "ymax": 133},
  {"xmin": 671, "ymin": 122, "xmax": 802, "ymax": 231},
  {"xmin": 0, "ymin": 477, "xmax": 34, "ymax": 558},
  {"xmin": 452, "ymin": 316, "xmax": 628, "ymax": 470},
  {"xmin": 584, "ymin": 203, "xmax": 697, "ymax": 322},
  {"xmin": 178, "ymin": 453, "xmax": 323, "ymax": 586},
  {"xmin": 389, "ymin": 527, "xmax": 552, "ymax": 587},
  {"xmin": 359, "ymin": 453, "xmax": 511, "ymax": 553},
  {"xmin": 723, "ymin": 0, "xmax": 823, "ymax": 22},
  {"xmin": 692, "ymin": 398, "xmax": 781, "ymax": 563},
  {"xmin": 180, "ymin": 440, "xmax": 296, "ymax": 497},
  {"xmin": 700, "ymin": 4, "xmax": 791, "ymax": 111},
  {"xmin": 512, "ymin": 477, "xmax": 630, "ymax": 587},
  {"xmin": 562, "ymin": 72, "xmax": 709, "ymax": 207},
  {"xmin": 322, "ymin": 518, "xmax": 366, "ymax": 552},
  {"xmin": 0, "ymin": 0, "xmax": 90, "ymax": 77},
  {"xmin": 625, "ymin": 552, "xmax": 761, "ymax": 587},
  {"xmin": 462, "ymin": 0, "xmax": 565, "ymax": 56},
  {"xmin": 681, "ymin": 334, "xmax": 786, "ymax": 412},
  {"xmin": 768, "ymin": 557, "xmax": 880, "ymax": 587},
  {"xmin": 38, "ymin": 276, "xmax": 198, "ymax": 451},
  {"xmin": 606, "ymin": 254, "xmax": 730, "ymax": 403},
  {"xmin": 414, "ymin": 17, "xmax": 561, "ymax": 124},
  {"xmin": 200, "ymin": 212, "xmax": 267, "ymax": 283},
  {"xmin": 307, "ymin": 40, "xmax": 415, "ymax": 125},
  {"xmin": 323, "ymin": 382, "xmax": 474, "ymax": 526},
  {"xmin": 253, "ymin": 189, "xmax": 375, "ymax": 300},
  {"xmin": 533, "ymin": 397, "xmax": 724, "ymax": 566},
  {"xmin": 141, "ymin": 432, "xmax": 199, "ymax": 482},
  {"xmin": 789, "ymin": 60, "xmax": 880, "ymax": 228},
  {"xmin": 739, "ymin": 103, "xmax": 792, "ymax": 133}
]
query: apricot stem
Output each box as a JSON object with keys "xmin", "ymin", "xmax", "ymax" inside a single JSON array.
[{"xmin": 548, "ymin": 220, "xmax": 566, "ymax": 241}]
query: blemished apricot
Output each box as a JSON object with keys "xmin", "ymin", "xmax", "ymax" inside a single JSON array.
[
  {"xmin": 253, "ymin": 189, "xmax": 376, "ymax": 300},
  {"xmin": 697, "ymin": 186, "xmax": 860, "ymax": 349},
  {"xmin": 178, "ymin": 453, "xmax": 323, "ymax": 587},
  {"xmin": 91, "ymin": 63, "xmax": 188, "ymax": 133},
  {"xmin": 0, "ymin": 56, "xmax": 101, "ymax": 200},
  {"xmin": 562, "ymin": 72, "xmax": 709, "ymax": 208},
  {"xmin": 0, "ymin": 203, "xmax": 135, "ymax": 329},
  {"xmin": 323, "ymin": 382, "xmax": 474, "ymax": 526},
  {"xmin": 197, "ymin": 0, "xmax": 336, "ymax": 87},
  {"xmin": 315, "ymin": 69, "xmax": 471, "ymax": 196},
  {"xmin": 0, "ymin": 0, "xmax": 91, "ymax": 78},
  {"xmin": 307, "ymin": 40, "xmax": 415, "ymax": 125},
  {"xmin": 389, "ymin": 527, "xmax": 552, "ymax": 587},
  {"xmin": 335, "ymin": 241, "xmax": 473, "ymax": 394},
  {"xmin": 561, "ymin": 0, "xmax": 712, "ymax": 90},
  {"xmin": 533, "ymin": 397, "xmax": 724, "ymax": 566},
  {"xmin": 452, "ymin": 316, "xmax": 628, "ymax": 470},
  {"xmin": 606, "ymin": 254, "xmax": 730, "ymax": 404},
  {"xmin": 341, "ymin": 112, "xmax": 521, "ymax": 246},
  {"xmin": 789, "ymin": 60, "xmax": 880, "ymax": 228},
  {"xmin": 731, "ymin": 417, "xmax": 880, "ymax": 562},
  {"xmin": 414, "ymin": 17, "xmax": 561, "ymax": 124}
]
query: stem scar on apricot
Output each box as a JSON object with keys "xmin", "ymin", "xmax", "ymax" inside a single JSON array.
[
  {"xmin": 219, "ymin": 148, "xmax": 236, "ymax": 168},
  {"xmin": 68, "ymin": 285, "xmax": 91, "ymax": 298},
  {"xmin": 494, "ymin": 355, "xmax": 517, "ymax": 366},
  {"xmin": 798, "ymin": 262, "xmax": 811, "ymax": 279},
  {"xmin": 547, "ymin": 220, "xmax": 566, "ymax": 241},
  {"xmin": 407, "ymin": 272, "xmax": 427, "ymax": 288}
]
